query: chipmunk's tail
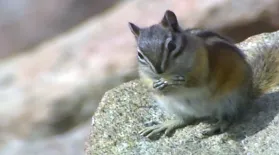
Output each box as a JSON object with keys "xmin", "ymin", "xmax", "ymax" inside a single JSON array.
[{"xmin": 250, "ymin": 43, "xmax": 279, "ymax": 98}]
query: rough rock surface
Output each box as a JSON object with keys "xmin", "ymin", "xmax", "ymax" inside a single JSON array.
[
  {"xmin": 1, "ymin": 0, "xmax": 279, "ymax": 142},
  {"xmin": 86, "ymin": 31, "xmax": 279, "ymax": 155},
  {"xmin": 1, "ymin": 0, "xmax": 279, "ymax": 154}
]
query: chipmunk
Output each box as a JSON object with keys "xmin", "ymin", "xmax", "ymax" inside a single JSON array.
[{"xmin": 128, "ymin": 10, "xmax": 279, "ymax": 139}]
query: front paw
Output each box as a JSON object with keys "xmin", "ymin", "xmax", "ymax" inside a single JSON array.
[
  {"xmin": 153, "ymin": 78, "xmax": 168, "ymax": 90},
  {"xmin": 169, "ymin": 75, "xmax": 185, "ymax": 86}
]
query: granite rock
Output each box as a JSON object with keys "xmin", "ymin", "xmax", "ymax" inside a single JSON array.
[
  {"xmin": 86, "ymin": 30, "xmax": 279, "ymax": 155},
  {"xmin": 2, "ymin": 0, "xmax": 279, "ymax": 154}
]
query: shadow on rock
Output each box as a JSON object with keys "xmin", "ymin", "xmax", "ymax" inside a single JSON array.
[{"xmin": 227, "ymin": 90, "xmax": 279, "ymax": 141}]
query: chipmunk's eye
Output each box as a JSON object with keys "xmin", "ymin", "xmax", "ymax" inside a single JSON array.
[
  {"xmin": 167, "ymin": 40, "xmax": 176, "ymax": 52},
  {"xmin": 137, "ymin": 52, "xmax": 146, "ymax": 63},
  {"xmin": 166, "ymin": 37, "xmax": 176, "ymax": 52},
  {"xmin": 138, "ymin": 52, "xmax": 144, "ymax": 59}
]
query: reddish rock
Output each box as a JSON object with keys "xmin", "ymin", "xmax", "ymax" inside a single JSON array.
[
  {"xmin": 1, "ymin": 0, "xmax": 279, "ymax": 154},
  {"xmin": 0, "ymin": 0, "xmax": 120, "ymax": 57}
]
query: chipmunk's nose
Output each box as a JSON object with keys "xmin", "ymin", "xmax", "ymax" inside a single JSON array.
[{"xmin": 154, "ymin": 65, "xmax": 164, "ymax": 74}]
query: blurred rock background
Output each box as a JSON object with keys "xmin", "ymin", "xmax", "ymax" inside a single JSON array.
[{"xmin": 0, "ymin": 0, "xmax": 278, "ymax": 154}]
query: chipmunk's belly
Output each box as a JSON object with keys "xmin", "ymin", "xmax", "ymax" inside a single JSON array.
[{"xmin": 154, "ymin": 88, "xmax": 215, "ymax": 118}]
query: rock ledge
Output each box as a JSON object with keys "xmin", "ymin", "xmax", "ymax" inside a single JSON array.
[{"xmin": 86, "ymin": 31, "xmax": 279, "ymax": 155}]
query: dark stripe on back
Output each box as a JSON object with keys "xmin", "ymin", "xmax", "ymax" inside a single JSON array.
[
  {"xmin": 185, "ymin": 28, "xmax": 234, "ymax": 43},
  {"xmin": 206, "ymin": 40, "xmax": 245, "ymax": 59},
  {"xmin": 185, "ymin": 28, "xmax": 244, "ymax": 58}
]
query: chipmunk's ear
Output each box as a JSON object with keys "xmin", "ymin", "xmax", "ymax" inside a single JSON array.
[
  {"xmin": 160, "ymin": 10, "xmax": 180, "ymax": 32},
  {"xmin": 128, "ymin": 22, "xmax": 141, "ymax": 37}
]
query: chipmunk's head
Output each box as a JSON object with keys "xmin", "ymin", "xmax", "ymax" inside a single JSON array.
[{"xmin": 128, "ymin": 10, "xmax": 204, "ymax": 82}]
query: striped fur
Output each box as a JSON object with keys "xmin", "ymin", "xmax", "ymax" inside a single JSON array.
[{"xmin": 129, "ymin": 10, "xmax": 279, "ymax": 138}]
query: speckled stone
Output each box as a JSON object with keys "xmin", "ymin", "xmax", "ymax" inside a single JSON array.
[{"xmin": 86, "ymin": 30, "xmax": 279, "ymax": 155}]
